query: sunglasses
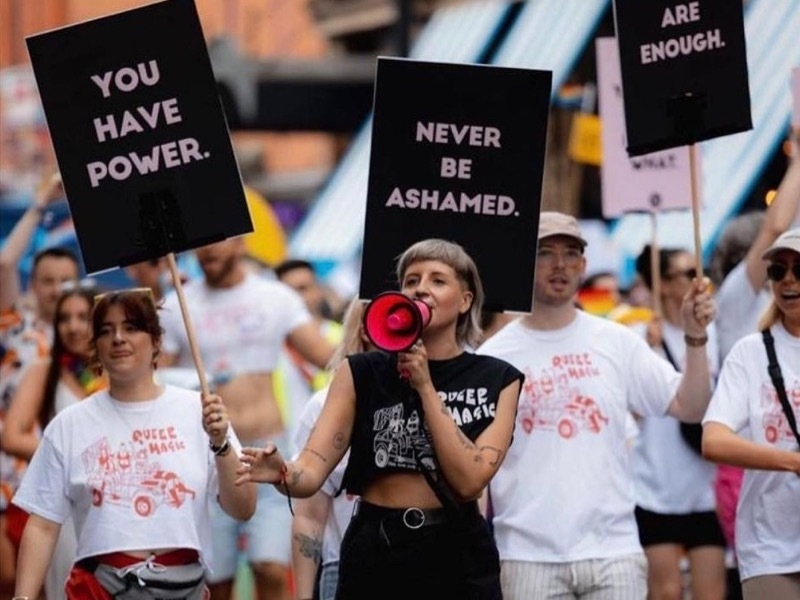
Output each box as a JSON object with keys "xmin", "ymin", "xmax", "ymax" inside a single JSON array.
[
  {"xmin": 61, "ymin": 278, "xmax": 99, "ymax": 293},
  {"xmin": 766, "ymin": 262, "xmax": 800, "ymax": 282},
  {"xmin": 93, "ymin": 287, "xmax": 155, "ymax": 308}
]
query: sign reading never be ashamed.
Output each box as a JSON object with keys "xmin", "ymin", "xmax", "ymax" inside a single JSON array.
[{"xmin": 360, "ymin": 58, "xmax": 551, "ymax": 312}]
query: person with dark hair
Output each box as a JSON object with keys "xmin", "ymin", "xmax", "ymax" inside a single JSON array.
[
  {"xmin": 10, "ymin": 289, "xmax": 256, "ymax": 600},
  {"xmin": 236, "ymin": 238, "xmax": 524, "ymax": 600},
  {"xmin": 0, "ymin": 172, "xmax": 80, "ymax": 596},
  {"xmin": 702, "ymin": 228, "xmax": 800, "ymax": 600},
  {"xmin": 1, "ymin": 286, "xmax": 103, "ymax": 598},
  {"xmin": 630, "ymin": 244, "xmax": 726, "ymax": 600},
  {"xmin": 476, "ymin": 212, "xmax": 716, "ymax": 600}
]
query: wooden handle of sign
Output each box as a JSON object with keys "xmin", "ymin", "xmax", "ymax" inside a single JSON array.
[
  {"xmin": 689, "ymin": 144, "xmax": 704, "ymax": 280},
  {"xmin": 166, "ymin": 252, "xmax": 210, "ymax": 397},
  {"xmin": 650, "ymin": 211, "xmax": 662, "ymax": 318}
]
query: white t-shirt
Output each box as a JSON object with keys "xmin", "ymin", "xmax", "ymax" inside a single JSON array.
[
  {"xmin": 477, "ymin": 311, "xmax": 681, "ymax": 562},
  {"xmin": 13, "ymin": 386, "xmax": 235, "ymax": 569},
  {"xmin": 631, "ymin": 320, "xmax": 720, "ymax": 513},
  {"xmin": 292, "ymin": 387, "xmax": 356, "ymax": 567},
  {"xmin": 702, "ymin": 323, "xmax": 800, "ymax": 580},
  {"xmin": 715, "ymin": 262, "xmax": 770, "ymax": 362},
  {"xmin": 160, "ymin": 273, "xmax": 311, "ymax": 375}
]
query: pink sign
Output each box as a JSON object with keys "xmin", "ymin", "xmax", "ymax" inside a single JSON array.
[{"xmin": 596, "ymin": 37, "xmax": 697, "ymax": 218}]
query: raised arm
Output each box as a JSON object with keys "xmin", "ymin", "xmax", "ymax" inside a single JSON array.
[
  {"xmin": 236, "ymin": 361, "xmax": 354, "ymax": 497},
  {"xmin": 0, "ymin": 173, "xmax": 64, "ymax": 311},
  {"xmin": 667, "ymin": 277, "xmax": 716, "ymax": 422},
  {"xmin": 0, "ymin": 361, "xmax": 49, "ymax": 460},
  {"xmin": 743, "ymin": 130, "xmax": 800, "ymax": 290}
]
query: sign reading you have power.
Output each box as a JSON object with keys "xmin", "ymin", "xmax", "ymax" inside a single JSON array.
[
  {"xmin": 360, "ymin": 58, "xmax": 551, "ymax": 313},
  {"xmin": 86, "ymin": 60, "xmax": 208, "ymax": 189},
  {"xmin": 613, "ymin": 0, "xmax": 751, "ymax": 156},
  {"xmin": 26, "ymin": 0, "xmax": 251, "ymax": 274}
]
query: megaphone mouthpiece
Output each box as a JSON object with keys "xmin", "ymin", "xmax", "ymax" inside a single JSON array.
[
  {"xmin": 386, "ymin": 305, "xmax": 417, "ymax": 333},
  {"xmin": 363, "ymin": 292, "xmax": 432, "ymax": 353}
]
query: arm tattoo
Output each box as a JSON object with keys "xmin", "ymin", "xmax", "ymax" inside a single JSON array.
[
  {"xmin": 294, "ymin": 532, "xmax": 322, "ymax": 562},
  {"xmin": 290, "ymin": 469, "xmax": 303, "ymax": 487},
  {"xmin": 332, "ymin": 432, "xmax": 346, "ymax": 450},
  {"xmin": 302, "ymin": 448, "xmax": 328, "ymax": 463},
  {"xmin": 478, "ymin": 445, "xmax": 503, "ymax": 466}
]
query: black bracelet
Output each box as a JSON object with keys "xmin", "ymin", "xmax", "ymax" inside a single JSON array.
[
  {"xmin": 684, "ymin": 333, "xmax": 708, "ymax": 347},
  {"xmin": 210, "ymin": 438, "xmax": 231, "ymax": 457}
]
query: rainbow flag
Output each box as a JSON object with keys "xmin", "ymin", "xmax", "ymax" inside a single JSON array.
[{"xmin": 577, "ymin": 289, "xmax": 618, "ymax": 316}]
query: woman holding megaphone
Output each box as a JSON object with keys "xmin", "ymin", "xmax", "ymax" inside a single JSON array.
[{"xmin": 236, "ymin": 238, "xmax": 523, "ymax": 599}]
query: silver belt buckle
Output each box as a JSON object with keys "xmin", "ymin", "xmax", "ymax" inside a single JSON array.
[{"xmin": 402, "ymin": 507, "xmax": 425, "ymax": 529}]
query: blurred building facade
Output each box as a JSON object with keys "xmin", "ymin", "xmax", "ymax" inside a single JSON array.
[
  {"xmin": 1, "ymin": 0, "xmax": 795, "ymax": 286},
  {"xmin": 0, "ymin": 0, "xmax": 482, "ymax": 213}
]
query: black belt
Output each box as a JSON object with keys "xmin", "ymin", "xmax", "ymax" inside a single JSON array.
[{"xmin": 353, "ymin": 499, "xmax": 479, "ymax": 529}]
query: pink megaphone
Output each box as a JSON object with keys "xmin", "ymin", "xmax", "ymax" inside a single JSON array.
[{"xmin": 363, "ymin": 291, "xmax": 432, "ymax": 353}]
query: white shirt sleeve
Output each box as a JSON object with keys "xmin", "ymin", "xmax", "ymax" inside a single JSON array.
[
  {"xmin": 702, "ymin": 341, "xmax": 751, "ymax": 433},
  {"xmin": 12, "ymin": 434, "xmax": 71, "ymax": 524},
  {"xmin": 623, "ymin": 328, "xmax": 682, "ymax": 418}
]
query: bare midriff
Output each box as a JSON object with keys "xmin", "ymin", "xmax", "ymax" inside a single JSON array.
[
  {"xmin": 123, "ymin": 548, "xmax": 182, "ymax": 559},
  {"xmin": 361, "ymin": 472, "xmax": 445, "ymax": 509},
  {"xmin": 215, "ymin": 372, "xmax": 283, "ymax": 442}
]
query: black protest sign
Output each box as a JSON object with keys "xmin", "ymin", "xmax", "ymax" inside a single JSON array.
[
  {"xmin": 613, "ymin": 0, "xmax": 751, "ymax": 156},
  {"xmin": 360, "ymin": 58, "xmax": 551, "ymax": 312},
  {"xmin": 26, "ymin": 0, "xmax": 251, "ymax": 274}
]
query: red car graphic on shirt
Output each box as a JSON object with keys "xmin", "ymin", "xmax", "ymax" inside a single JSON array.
[
  {"xmin": 82, "ymin": 438, "xmax": 196, "ymax": 517},
  {"xmin": 760, "ymin": 382, "xmax": 800, "ymax": 445},
  {"xmin": 519, "ymin": 394, "xmax": 609, "ymax": 438}
]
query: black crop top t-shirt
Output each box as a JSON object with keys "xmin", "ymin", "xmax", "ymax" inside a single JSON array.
[{"xmin": 340, "ymin": 350, "xmax": 523, "ymax": 496}]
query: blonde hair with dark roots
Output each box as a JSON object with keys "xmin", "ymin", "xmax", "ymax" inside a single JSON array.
[
  {"xmin": 327, "ymin": 298, "xmax": 369, "ymax": 370},
  {"xmin": 395, "ymin": 238, "xmax": 484, "ymax": 348}
]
